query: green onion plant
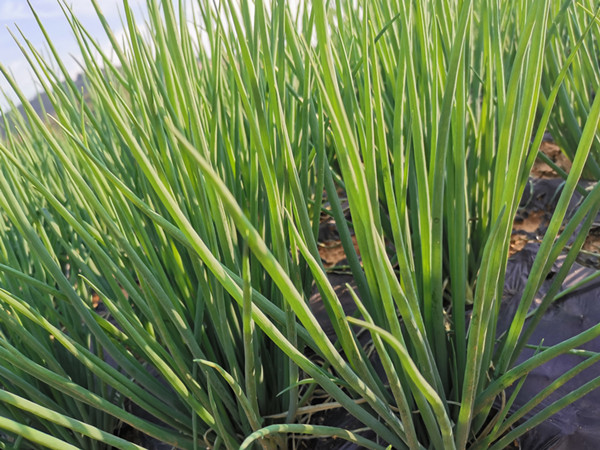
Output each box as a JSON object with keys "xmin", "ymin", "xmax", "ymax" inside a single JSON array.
[
  {"xmin": 542, "ymin": 0, "xmax": 600, "ymax": 179},
  {"xmin": 0, "ymin": 0, "xmax": 599, "ymax": 449}
]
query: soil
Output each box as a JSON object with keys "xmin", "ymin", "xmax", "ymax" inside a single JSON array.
[{"xmin": 531, "ymin": 141, "xmax": 572, "ymax": 179}]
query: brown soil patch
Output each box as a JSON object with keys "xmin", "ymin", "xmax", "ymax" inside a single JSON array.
[
  {"xmin": 578, "ymin": 227, "xmax": 600, "ymax": 269},
  {"xmin": 513, "ymin": 210, "xmax": 547, "ymax": 234},
  {"xmin": 318, "ymin": 235, "xmax": 359, "ymax": 268},
  {"xmin": 510, "ymin": 210, "xmax": 549, "ymax": 255},
  {"xmin": 582, "ymin": 227, "xmax": 600, "ymax": 253},
  {"xmin": 531, "ymin": 141, "xmax": 572, "ymax": 178}
]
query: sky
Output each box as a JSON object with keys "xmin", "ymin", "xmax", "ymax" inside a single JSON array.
[
  {"xmin": 0, "ymin": 0, "xmax": 147, "ymax": 109},
  {"xmin": 0, "ymin": 0, "xmax": 301, "ymax": 110}
]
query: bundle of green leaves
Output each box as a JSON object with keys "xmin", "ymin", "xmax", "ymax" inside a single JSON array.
[
  {"xmin": 542, "ymin": 0, "xmax": 600, "ymax": 179},
  {"xmin": 0, "ymin": 0, "xmax": 599, "ymax": 449}
]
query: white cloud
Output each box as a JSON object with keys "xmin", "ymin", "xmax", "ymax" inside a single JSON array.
[
  {"xmin": 0, "ymin": 59, "xmax": 40, "ymax": 109},
  {"xmin": 0, "ymin": 0, "xmax": 137, "ymax": 25},
  {"xmin": 0, "ymin": 0, "xmax": 59, "ymax": 21}
]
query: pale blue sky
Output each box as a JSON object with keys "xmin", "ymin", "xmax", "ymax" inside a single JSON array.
[
  {"xmin": 0, "ymin": 1, "xmax": 301, "ymax": 110},
  {"xmin": 0, "ymin": 0, "xmax": 146, "ymax": 109}
]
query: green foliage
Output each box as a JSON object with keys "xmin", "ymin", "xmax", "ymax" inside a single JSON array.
[
  {"xmin": 542, "ymin": 0, "xmax": 600, "ymax": 178},
  {"xmin": 0, "ymin": 0, "xmax": 598, "ymax": 449}
]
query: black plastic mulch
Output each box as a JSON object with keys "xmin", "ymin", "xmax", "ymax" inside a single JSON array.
[{"xmin": 499, "ymin": 244, "xmax": 600, "ymax": 450}]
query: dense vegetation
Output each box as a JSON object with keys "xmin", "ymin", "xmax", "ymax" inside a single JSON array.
[{"xmin": 0, "ymin": 0, "xmax": 599, "ymax": 448}]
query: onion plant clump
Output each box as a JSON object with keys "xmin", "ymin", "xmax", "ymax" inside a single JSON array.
[
  {"xmin": 542, "ymin": 0, "xmax": 600, "ymax": 179},
  {"xmin": 0, "ymin": 0, "xmax": 599, "ymax": 449}
]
